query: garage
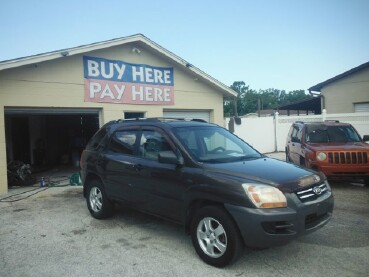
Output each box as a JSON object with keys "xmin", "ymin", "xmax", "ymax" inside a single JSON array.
[
  {"xmin": 163, "ymin": 110, "xmax": 211, "ymax": 122},
  {"xmin": 0, "ymin": 34, "xmax": 237, "ymax": 194},
  {"xmin": 5, "ymin": 108, "xmax": 99, "ymax": 169}
]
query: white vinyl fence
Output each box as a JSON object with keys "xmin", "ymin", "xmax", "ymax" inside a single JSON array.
[{"xmin": 225, "ymin": 110, "xmax": 369, "ymax": 154}]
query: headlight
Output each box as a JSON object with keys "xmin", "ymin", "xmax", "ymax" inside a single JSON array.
[
  {"xmin": 242, "ymin": 184, "xmax": 287, "ymax": 208},
  {"xmin": 316, "ymin": 152, "xmax": 327, "ymax": 161}
]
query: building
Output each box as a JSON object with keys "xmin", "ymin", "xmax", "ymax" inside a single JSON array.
[
  {"xmin": 309, "ymin": 61, "xmax": 369, "ymax": 113},
  {"xmin": 0, "ymin": 34, "xmax": 236, "ymax": 194}
]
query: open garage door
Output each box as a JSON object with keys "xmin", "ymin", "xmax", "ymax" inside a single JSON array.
[
  {"xmin": 5, "ymin": 108, "xmax": 100, "ymax": 168},
  {"xmin": 163, "ymin": 110, "xmax": 210, "ymax": 122}
]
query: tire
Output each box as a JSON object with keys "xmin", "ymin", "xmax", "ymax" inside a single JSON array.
[
  {"xmin": 86, "ymin": 179, "xmax": 114, "ymax": 219},
  {"xmin": 190, "ymin": 206, "xmax": 243, "ymax": 267}
]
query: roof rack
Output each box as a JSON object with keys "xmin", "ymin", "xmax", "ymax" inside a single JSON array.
[
  {"xmin": 324, "ymin": 120, "xmax": 340, "ymax": 123},
  {"xmin": 114, "ymin": 117, "xmax": 208, "ymax": 123}
]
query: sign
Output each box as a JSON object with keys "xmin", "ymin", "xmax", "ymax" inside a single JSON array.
[{"xmin": 83, "ymin": 56, "xmax": 174, "ymax": 105}]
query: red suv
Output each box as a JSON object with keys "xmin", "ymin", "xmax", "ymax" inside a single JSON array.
[{"xmin": 286, "ymin": 120, "xmax": 369, "ymax": 186}]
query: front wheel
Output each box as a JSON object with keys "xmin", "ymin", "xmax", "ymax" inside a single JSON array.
[
  {"xmin": 190, "ymin": 206, "xmax": 243, "ymax": 267},
  {"xmin": 86, "ymin": 180, "xmax": 114, "ymax": 219}
]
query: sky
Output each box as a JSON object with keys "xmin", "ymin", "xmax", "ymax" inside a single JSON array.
[{"xmin": 1, "ymin": 0, "xmax": 368, "ymax": 92}]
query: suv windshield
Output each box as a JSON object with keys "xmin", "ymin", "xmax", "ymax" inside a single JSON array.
[
  {"xmin": 173, "ymin": 126, "xmax": 261, "ymax": 163},
  {"xmin": 305, "ymin": 125, "xmax": 361, "ymax": 143}
]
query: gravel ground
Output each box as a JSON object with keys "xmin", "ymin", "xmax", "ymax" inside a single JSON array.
[{"xmin": 0, "ymin": 154, "xmax": 368, "ymax": 277}]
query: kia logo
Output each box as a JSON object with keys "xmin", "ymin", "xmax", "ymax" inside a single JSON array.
[{"xmin": 313, "ymin": 186, "xmax": 322, "ymax": 195}]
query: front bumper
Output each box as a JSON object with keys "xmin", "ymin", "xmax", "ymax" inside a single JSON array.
[
  {"xmin": 225, "ymin": 192, "xmax": 334, "ymax": 248},
  {"xmin": 309, "ymin": 162, "xmax": 369, "ymax": 179}
]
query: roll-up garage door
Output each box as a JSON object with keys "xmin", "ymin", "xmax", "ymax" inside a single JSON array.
[
  {"xmin": 354, "ymin": 103, "xmax": 369, "ymax": 112},
  {"xmin": 163, "ymin": 110, "xmax": 210, "ymax": 122}
]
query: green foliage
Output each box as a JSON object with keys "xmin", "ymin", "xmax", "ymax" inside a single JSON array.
[{"xmin": 224, "ymin": 81, "xmax": 312, "ymax": 117}]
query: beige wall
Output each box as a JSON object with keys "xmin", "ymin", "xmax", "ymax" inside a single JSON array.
[
  {"xmin": 0, "ymin": 42, "xmax": 225, "ymax": 194},
  {"xmin": 322, "ymin": 67, "xmax": 369, "ymax": 113}
]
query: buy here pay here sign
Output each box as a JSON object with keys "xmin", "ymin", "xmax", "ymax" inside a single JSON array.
[{"xmin": 83, "ymin": 56, "xmax": 174, "ymax": 105}]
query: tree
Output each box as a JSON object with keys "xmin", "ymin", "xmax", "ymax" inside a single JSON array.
[
  {"xmin": 224, "ymin": 82, "xmax": 312, "ymax": 117},
  {"xmin": 224, "ymin": 81, "xmax": 257, "ymax": 116}
]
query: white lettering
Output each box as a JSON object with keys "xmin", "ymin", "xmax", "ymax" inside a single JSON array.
[
  {"xmin": 114, "ymin": 84, "xmax": 125, "ymax": 100},
  {"xmin": 132, "ymin": 86, "xmax": 144, "ymax": 101},
  {"xmin": 154, "ymin": 70, "xmax": 164, "ymax": 83},
  {"xmin": 154, "ymin": 88, "xmax": 163, "ymax": 101},
  {"xmin": 132, "ymin": 66, "xmax": 144, "ymax": 82},
  {"xmin": 87, "ymin": 60, "xmax": 100, "ymax": 77},
  {"xmin": 100, "ymin": 62, "xmax": 114, "ymax": 79},
  {"xmin": 100, "ymin": 84, "xmax": 115, "ymax": 99},
  {"xmin": 145, "ymin": 68, "xmax": 154, "ymax": 83},
  {"xmin": 164, "ymin": 88, "xmax": 170, "ymax": 102},
  {"xmin": 164, "ymin": 70, "xmax": 171, "ymax": 84},
  {"xmin": 145, "ymin": 87, "xmax": 153, "ymax": 101},
  {"xmin": 114, "ymin": 64, "xmax": 126, "ymax": 80},
  {"xmin": 89, "ymin": 82, "xmax": 101, "ymax": 98}
]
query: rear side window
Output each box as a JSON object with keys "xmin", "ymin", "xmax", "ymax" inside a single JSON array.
[{"xmin": 107, "ymin": 130, "xmax": 139, "ymax": 155}]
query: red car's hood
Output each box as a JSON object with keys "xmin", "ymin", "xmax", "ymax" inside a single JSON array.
[{"xmin": 305, "ymin": 142, "xmax": 369, "ymax": 151}]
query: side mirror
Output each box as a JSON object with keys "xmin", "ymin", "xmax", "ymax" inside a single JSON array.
[
  {"xmin": 158, "ymin": 151, "xmax": 184, "ymax": 165},
  {"xmin": 363, "ymin": 135, "xmax": 369, "ymax": 142}
]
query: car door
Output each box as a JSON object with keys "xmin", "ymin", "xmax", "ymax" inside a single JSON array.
[
  {"xmin": 103, "ymin": 128, "xmax": 140, "ymax": 201},
  {"xmin": 130, "ymin": 127, "xmax": 185, "ymax": 222}
]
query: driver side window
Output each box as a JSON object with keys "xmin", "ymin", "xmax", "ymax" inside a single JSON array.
[
  {"xmin": 140, "ymin": 130, "xmax": 172, "ymax": 161},
  {"xmin": 291, "ymin": 127, "xmax": 301, "ymax": 143}
]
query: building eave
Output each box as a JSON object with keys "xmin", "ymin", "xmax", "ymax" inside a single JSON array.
[{"xmin": 308, "ymin": 61, "xmax": 369, "ymax": 92}]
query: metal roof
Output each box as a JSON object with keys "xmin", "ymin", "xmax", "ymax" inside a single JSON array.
[
  {"xmin": 0, "ymin": 34, "xmax": 237, "ymax": 98},
  {"xmin": 276, "ymin": 96, "xmax": 322, "ymax": 114},
  {"xmin": 308, "ymin": 61, "xmax": 369, "ymax": 92}
]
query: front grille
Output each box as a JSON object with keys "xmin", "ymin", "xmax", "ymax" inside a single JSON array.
[
  {"xmin": 296, "ymin": 182, "xmax": 328, "ymax": 202},
  {"xmin": 327, "ymin": 151, "xmax": 368, "ymax": 165}
]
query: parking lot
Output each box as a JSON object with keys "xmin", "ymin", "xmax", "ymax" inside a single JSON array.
[{"xmin": 0, "ymin": 167, "xmax": 368, "ymax": 276}]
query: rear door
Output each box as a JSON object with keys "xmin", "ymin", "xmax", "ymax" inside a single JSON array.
[{"xmin": 103, "ymin": 128, "xmax": 140, "ymax": 201}]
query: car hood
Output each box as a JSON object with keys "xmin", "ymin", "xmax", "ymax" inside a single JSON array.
[
  {"xmin": 204, "ymin": 157, "xmax": 324, "ymax": 192},
  {"xmin": 305, "ymin": 142, "xmax": 369, "ymax": 151}
]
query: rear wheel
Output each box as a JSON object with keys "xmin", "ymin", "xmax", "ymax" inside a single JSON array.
[
  {"xmin": 190, "ymin": 206, "xmax": 243, "ymax": 267},
  {"xmin": 86, "ymin": 179, "xmax": 114, "ymax": 219}
]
